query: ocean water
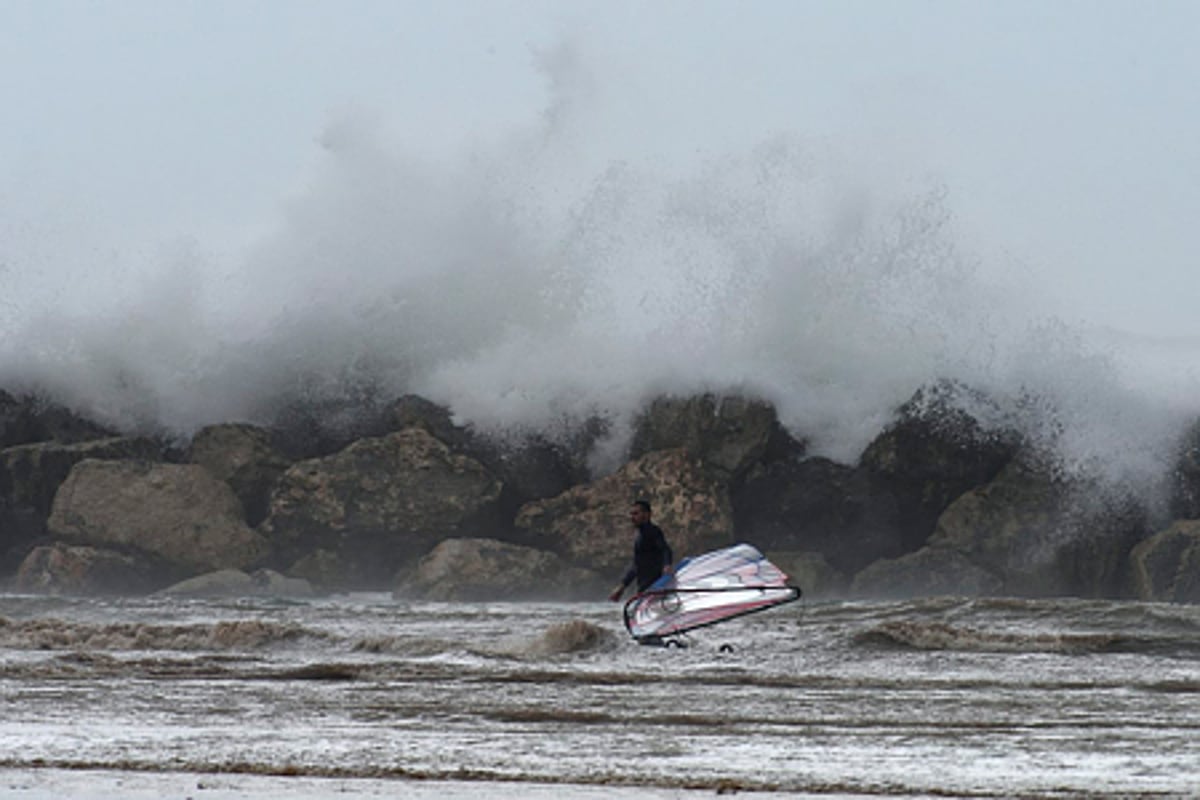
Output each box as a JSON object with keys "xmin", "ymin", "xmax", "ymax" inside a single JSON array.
[{"xmin": 2, "ymin": 591, "xmax": 1197, "ymax": 798}]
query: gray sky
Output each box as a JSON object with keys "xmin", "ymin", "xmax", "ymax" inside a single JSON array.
[{"xmin": 3, "ymin": 0, "xmax": 1199, "ymax": 336}]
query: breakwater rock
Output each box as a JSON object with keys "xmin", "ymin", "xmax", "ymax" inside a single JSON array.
[{"xmin": 1, "ymin": 384, "xmax": 1197, "ymax": 603}]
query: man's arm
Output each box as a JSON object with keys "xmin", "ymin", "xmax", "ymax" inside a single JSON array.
[{"xmin": 609, "ymin": 565, "xmax": 635, "ymax": 602}]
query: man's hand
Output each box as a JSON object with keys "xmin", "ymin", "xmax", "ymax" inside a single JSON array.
[{"xmin": 608, "ymin": 585, "xmax": 625, "ymax": 602}]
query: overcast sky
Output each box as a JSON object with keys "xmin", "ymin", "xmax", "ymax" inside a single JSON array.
[{"xmin": 3, "ymin": 0, "xmax": 1199, "ymax": 337}]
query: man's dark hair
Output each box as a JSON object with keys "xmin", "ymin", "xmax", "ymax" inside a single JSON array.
[{"xmin": 633, "ymin": 499, "xmax": 651, "ymax": 514}]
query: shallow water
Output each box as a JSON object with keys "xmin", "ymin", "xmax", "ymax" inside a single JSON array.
[{"xmin": 1, "ymin": 592, "xmax": 1198, "ymax": 798}]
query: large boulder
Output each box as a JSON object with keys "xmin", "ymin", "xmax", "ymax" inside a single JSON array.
[
  {"xmin": 767, "ymin": 550, "xmax": 846, "ymax": 599},
  {"xmin": 0, "ymin": 389, "xmax": 116, "ymax": 449},
  {"xmin": 481, "ymin": 435, "xmax": 593, "ymax": 510},
  {"xmin": 187, "ymin": 423, "xmax": 291, "ymax": 526},
  {"xmin": 629, "ymin": 393, "xmax": 792, "ymax": 480},
  {"xmin": 14, "ymin": 542, "xmax": 160, "ymax": 595},
  {"xmin": 514, "ymin": 448, "xmax": 734, "ymax": 575},
  {"xmin": 0, "ymin": 436, "xmax": 164, "ymax": 515},
  {"xmin": 285, "ymin": 548, "xmax": 349, "ymax": 589},
  {"xmin": 48, "ymin": 459, "xmax": 269, "ymax": 575},
  {"xmin": 385, "ymin": 394, "xmax": 473, "ymax": 451},
  {"xmin": 387, "ymin": 394, "xmax": 594, "ymax": 505},
  {"xmin": 855, "ymin": 459, "xmax": 1146, "ymax": 598},
  {"xmin": 1129, "ymin": 521, "xmax": 1200, "ymax": 603},
  {"xmin": 732, "ymin": 382, "xmax": 1015, "ymax": 577},
  {"xmin": 160, "ymin": 568, "xmax": 256, "ymax": 597},
  {"xmin": 259, "ymin": 384, "xmax": 395, "ymax": 461},
  {"xmin": 0, "ymin": 436, "xmax": 165, "ymax": 578},
  {"xmin": 1168, "ymin": 418, "xmax": 1200, "ymax": 520},
  {"xmin": 733, "ymin": 456, "xmax": 904, "ymax": 575},
  {"xmin": 933, "ymin": 459, "xmax": 1146, "ymax": 596},
  {"xmin": 924, "ymin": 459, "xmax": 1063, "ymax": 589},
  {"xmin": 396, "ymin": 538, "xmax": 603, "ymax": 601},
  {"xmin": 0, "ymin": 500, "xmax": 46, "ymax": 578},
  {"xmin": 159, "ymin": 568, "xmax": 314, "ymax": 598},
  {"xmin": 857, "ymin": 380, "xmax": 1018, "ymax": 552},
  {"xmin": 259, "ymin": 427, "xmax": 504, "ymax": 587},
  {"xmin": 851, "ymin": 546, "xmax": 1003, "ymax": 598}
]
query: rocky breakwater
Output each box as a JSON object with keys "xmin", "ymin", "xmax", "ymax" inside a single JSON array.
[{"xmin": 1, "ymin": 383, "xmax": 1199, "ymax": 604}]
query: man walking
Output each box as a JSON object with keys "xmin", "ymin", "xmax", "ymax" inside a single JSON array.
[{"xmin": 609, "ymin": 500, "xmax": 673, "ymax": 601}]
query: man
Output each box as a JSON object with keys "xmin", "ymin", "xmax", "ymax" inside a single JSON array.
[{"xmin": 608, "ymin": 500, "xmax": 673, "ymax": 601}]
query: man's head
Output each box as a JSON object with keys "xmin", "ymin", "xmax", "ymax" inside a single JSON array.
[{"xmin": 630, "ymin": 500, "xmax": 651, "ymax": 526}]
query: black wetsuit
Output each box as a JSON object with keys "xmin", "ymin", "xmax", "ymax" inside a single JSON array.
[{"xmin": 619, "ymin": 521, "xmax": 673, "ymax": 592}]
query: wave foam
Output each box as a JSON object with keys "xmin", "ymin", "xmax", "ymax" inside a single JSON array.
[{"xmin": 3, "ymin": 65, "xmax": 1198, "ymax": 499}]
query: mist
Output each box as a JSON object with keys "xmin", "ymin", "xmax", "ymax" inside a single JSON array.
[{"xmin": 3, "ymin": 1, "xmax": 1199, "ymax": 494}]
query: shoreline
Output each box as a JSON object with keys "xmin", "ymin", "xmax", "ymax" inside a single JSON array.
[{"xmin": 0, "ymin": 767, "xmax": 863, "ymax": 800}]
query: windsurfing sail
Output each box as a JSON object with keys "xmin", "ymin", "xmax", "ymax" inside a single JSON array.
[{"xmin": 622, "ymin": 543, "xmax": 801, "ymax": 640}]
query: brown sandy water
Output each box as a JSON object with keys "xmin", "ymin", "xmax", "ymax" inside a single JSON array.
[{"xmin": 1, "ymin": 592, "xmax": 1198, "ymax": 798}]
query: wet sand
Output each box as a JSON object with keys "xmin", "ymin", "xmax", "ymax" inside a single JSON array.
[{"xmin": 1, "ymin": 768, "xmax": 842, "ymax": 800}]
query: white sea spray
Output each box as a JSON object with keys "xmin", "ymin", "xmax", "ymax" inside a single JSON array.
[{"xmin": 1, "ymin": 42, "xmax": 1198, "ymax": 503}]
